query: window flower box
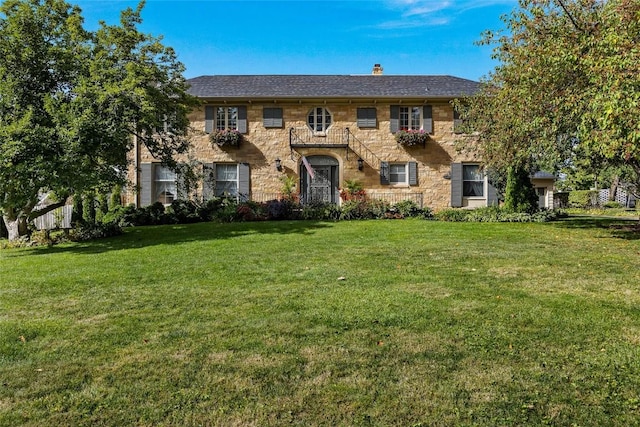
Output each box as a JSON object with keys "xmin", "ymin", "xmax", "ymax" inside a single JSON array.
[
  {"xmin": 210, "ymin": 129, "xmax": 242, "ymax": 147},
  {"xmin": 395, "ymin": 129, "xmax": 429, "ymax": 147}
]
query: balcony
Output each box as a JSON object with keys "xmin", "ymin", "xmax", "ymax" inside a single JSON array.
[{"xmin": 289, "ymin": 127, "xmax": 349, "ymax": 148}]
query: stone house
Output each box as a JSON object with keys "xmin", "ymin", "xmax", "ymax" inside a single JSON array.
[{"xmin": 128, "ymin": 65, "xmax": 505, "ymax": 210}]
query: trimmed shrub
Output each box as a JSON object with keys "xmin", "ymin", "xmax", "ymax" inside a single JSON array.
[
  {"xmin": 434, "ymin": 209, "xmax": 472, "ymax": 222},
  {"xmin": 168, "ymin": 199, "xmax": 200, "ymax": 224},
  {"xmin": 503, "ymin": 166, "xmax": 538, "ymax": 213}
]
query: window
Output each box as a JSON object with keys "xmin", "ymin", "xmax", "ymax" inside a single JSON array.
[
  {"xmin": 308, "ymin": 107, "xmax": 332, "ymax": 132},
  {"xmin": 205, "ymin": 106, "xmax": 247, "ymax": 133},
  {"xmin": 215, "ymin": 164, "xmax": 239, "ymax": 197},
  {"xmin": 155, "ymin": 166, "xmax": 177, "ymax": 205},
  {"xmin": 389, "ymin": 164, "xmax": 407, "ymax": 185},
  {"xmin": 216, "ymin": 107, "xmax": 238, "ymax": 130},
  {"xmin": 463, "ymin": 165, "xmax": 484, "ymax": 197},
  {"xmin": 390, "ymin": 105, "xmax": 432, "ymax": 133},
  {"xmin": 380, "ymin": 162, "xmax": 418, "ymax": 186},
  {"xmin": 399, "ymin": 106, "xmax": 422, "ymax": 131}
]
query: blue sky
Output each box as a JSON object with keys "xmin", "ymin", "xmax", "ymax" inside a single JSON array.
[{"xmin": 74, "ymin": 0, "xmax": 518, "ymax": 81}]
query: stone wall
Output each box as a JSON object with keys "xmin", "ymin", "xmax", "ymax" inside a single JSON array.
[{"xmin": 128, "ymin": 101, "xmax": 478, "ymax": 209}]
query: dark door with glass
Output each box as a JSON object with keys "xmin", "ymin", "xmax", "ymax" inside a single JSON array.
[
  {"xmin": 309, "ymin": 166, "xmax": 332, "ymax": 203},
  {"xmin": 300, "ymin": 156, "xmax": 339, "ymax": 204}
]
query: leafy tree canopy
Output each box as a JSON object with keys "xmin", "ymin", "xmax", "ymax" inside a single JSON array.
[
  {"xmin": 456, "ymin": 0, "xmax": 640, "ymax": 193},
  {"xmin": 0, "ymin": 0, "xmax": 198, "ymax": 239}
]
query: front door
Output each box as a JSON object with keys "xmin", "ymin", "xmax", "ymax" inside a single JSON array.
[
  {"xmin": 300, "ymin": 155, "xmax": 339, "ymax": 204},
  {"xmin": 537, "ymin": 187, "xmax": 547, "ymax": 208},
  {"xmin": 309, "ymin": 166, "xmax": 332, "ymax": 203}
]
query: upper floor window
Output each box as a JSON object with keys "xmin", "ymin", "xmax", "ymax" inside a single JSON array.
[
  {"xmin": 308, "ymin": 107, "xmax": 332, "ymax": 132},
  {"xmin": 390, "ymin": 105, "xmax": 432, "ymax": 134},
  {"xmin": 399, "ymin": 106, "xmax": 422, "ymax": 131},
  {"xmin": 216, "ymin": 107, "xmax": 238, "ymax": 131},
  {"xmin": 463, "ymin": 164, "xmax": 484, "ymax": 197},
  {"xmin": 205, "ymin": 106, "xmax": 247, "ymax": 134}
]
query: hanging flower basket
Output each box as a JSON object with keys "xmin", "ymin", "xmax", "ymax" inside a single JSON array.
[
  {"xmin": 395, "ymin": 129, "xmax": 429, "ymax": 147},
  {"xmin": 210, "ymin": 129, "xmax": 242, "ymax": 147}
]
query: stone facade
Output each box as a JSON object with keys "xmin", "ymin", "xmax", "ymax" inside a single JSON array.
[{"xmin": 128, "ymin": 75, "xmax": 491, "ymax": 210}]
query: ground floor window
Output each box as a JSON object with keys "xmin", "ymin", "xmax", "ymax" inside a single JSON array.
[
  {"xmin": 155, "ymin": 165, "xmax": 177, "ymax": 205},
  {"xmin": 463, "ymin": 164, "xmax": 484, "ymax": 197},
  {"xmin": 389, "ymin": 164, "xmax": 407, "ymax": 185},
  {"xmin": 215, "ymin": 163, "xmax": 239, "ymax": 197}
]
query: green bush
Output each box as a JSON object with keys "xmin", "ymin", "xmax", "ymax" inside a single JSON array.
[
  {"xmin": 569, "ymin": 190, "xmax": 598, "ymax": 208},
  {"xmin": 434, "ymin": 208, "xmax": 472, "ymax": 222},
  {"xmin": 603, "ymin": 201, "xmax": 623, "ymax": 209},
  {"xmin": 503, "ymin": 166, "xmax": 538, "ymax": 213},
  {"xmin": 71, "ymin": 221, "xmax": 123, "ymax": 241},
  {"xmin": 434, "ymin": 207, "xmax": 565, "ymax": 223}
]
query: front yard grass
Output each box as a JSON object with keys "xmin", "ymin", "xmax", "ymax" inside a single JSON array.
[{"xmin": 1, "ymin": 218, "xmax": 640, "ymax": 426}]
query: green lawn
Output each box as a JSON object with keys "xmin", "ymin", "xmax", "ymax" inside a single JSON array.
[{"xmin": 2, "ymin": 218, "xmax": 640, "ymax": 426}]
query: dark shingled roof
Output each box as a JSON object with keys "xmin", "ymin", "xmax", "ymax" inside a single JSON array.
[{"xmin": 186, "ymin": 75, "xmax": 480, "ymax": 99}]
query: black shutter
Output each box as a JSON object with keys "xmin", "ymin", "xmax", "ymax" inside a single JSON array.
[
  {"xmin": 408, "ymin": 162, "xmax": 418, "ymax": 186},
  {"xmin": 237, "ymin": 106, "xmax": 248, "ymax": 134},
  {"xmin": 238, "ymin": 163, "xmax": 250, "ymax": 201},
  {"xmin": 453, "ymin": 109, "xmax": 463, "ymax": 134},
  {"xmin": 390, "ymin": 106, "xmax": 399, "ymax": 134},
  {"xmin": 451, "ymin": 162, "xmax": 463, "ymax": 207},
  {"xmin": 487, "ymin": 177, "xmax": 498, "ymax": 206},
  {"xmin": 423, "ymin": 105, "xmax": 433, "ymax": 134},
  {"xmin": 380, "ymin": 161, "xmax": 390, "ymax": 185},
  {"xmin": 176, "ymin": 164, "xmax": 186, "ymax": 200},
  {"xmin": 263, "ymin": 107, "xmax": 283, "ymax": 128},
  {"xmin": 205, "ymin": 106, "xmax": 214, "ymax": 134},
  {"xmin": 140, "ymin": 163, "xmax": 153, "ymax": 207},
  {"xmin": 202, "ymin": 163, "xmax": 215, "ymax": 200},
  {"xmin": 357, "ymin": 107, "xmax": 377, "ymax": 128}
]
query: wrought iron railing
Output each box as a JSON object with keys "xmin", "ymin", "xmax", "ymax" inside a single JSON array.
[
  {"xmin": 345, "ymin": 128, "xmax": 381, "ymax": 170},
  {"xmin": 366, "ymin": 192, "xmax": 424, "ymax": 208},
  {"xmin": 289, "ymin": 127, "xmax": 349, "ymax": 147}
]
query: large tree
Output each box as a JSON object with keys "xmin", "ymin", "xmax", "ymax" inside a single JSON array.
[
  {"xmin": 456, "ymin": 0, "xmax": 640, "ymax": 201},
  {"xmin": 0, "ymin": 0, "xmax": 197, "ymax": 240}
]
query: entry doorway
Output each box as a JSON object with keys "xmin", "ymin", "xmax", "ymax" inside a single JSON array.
[{"xmin": 300, "ymin": 155, "xmax": 339, "ymax": 204}]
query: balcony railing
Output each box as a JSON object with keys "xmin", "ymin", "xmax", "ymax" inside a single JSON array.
[{"xmin": 289, "ymin": 127, "xmax": 349, "ymax": 148}]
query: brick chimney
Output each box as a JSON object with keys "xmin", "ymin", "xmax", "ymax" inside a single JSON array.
[{"xmin": 372, "ymin": 64, "xmax": 383, "ymax": 75}]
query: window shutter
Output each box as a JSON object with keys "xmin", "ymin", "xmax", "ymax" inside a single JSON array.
[
  {"xmin": 237, "ymin": 106, "xmax": 248, "ymax": 134},
  {"xmin": 205, "ymin": 106, "xmax": 214, "ymax": 134},
  {"xmin": 380, "ymin": 161, "xmax": 390, "ymax": 185},
  {"xmin": 238, "ymin": 163, "xmax": 250, "ymax": 201},
  {"xmin": 390, "ymin": 106, "xmax": 399, "ymax": 134},
  {"xmin": 263, "ymin": 107, "xmax": 283, "ymax": 128},
  {"xmin": 357, "ymin": 107, "xmax": 377, "ymax": 128},
  {"xmin": 487, "ymin": 178, "xmax": 498, "ymax": 206},
  {"xmin": 450, "ymin": 162, "xmax": 463, "ymax": 207},
  {"xmin": 202, "ymin": 163, "xmax": 215, "ymax": 200},
  {"xmin": 409, "ymin": 161, "xmax": 418, "ymax": 186},
  {"xmin": 176, "ymin": 164, "xmax": 186, "ymax": 200},
  {"xmin": 140, "ymin": 163, "xmax": 153, "ymax": 207},
  {"xmin": 453, "ymin": 109, "xmax": 463, "ymax": 134},
  {"xmin": 423, "ymin": 105, "xmax": 433, "ymax": 134}
]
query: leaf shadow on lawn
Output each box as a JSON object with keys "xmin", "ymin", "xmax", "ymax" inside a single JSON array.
[
  {"xmin": 546, "ymin": 215, "xmax": 640, "ymax": 240},
  {"xmin": 17, "ymin": 220, "xmax": 334, "ymax": 256}
]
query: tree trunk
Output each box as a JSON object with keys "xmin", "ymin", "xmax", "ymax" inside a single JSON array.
[
  {"xmin": 3, "ymin": 215, "xmax": 28, "ymax": 241},
  {"xmin": 609, "ymin": 175, "xmax": 619, "ymax": 202}
]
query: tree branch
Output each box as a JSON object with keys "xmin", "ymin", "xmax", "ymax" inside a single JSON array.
[
  {"xmin": 555, "ymin": 0, "xmax": 583, "ymax": 32},
  {"xmin": 28, "ymin": 199, "xmax": 69, "ymax": 221}
]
